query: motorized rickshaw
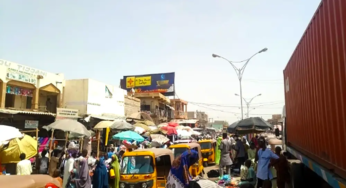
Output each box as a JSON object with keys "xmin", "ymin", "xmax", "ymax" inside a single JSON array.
[
  {"xmin": 0, "ymin": 175, "xmax": 61, "ymax": 188},
  {"xmin": 198, "ymin": 139, "xmax": 216, "ymax": 167},
  {"xmin": 120, "ymin": 148, "xmax": 174, "ymax": 188},
  {"xmin": 169, "ymin": 142, "xmax": 204, "ymax": 177}
]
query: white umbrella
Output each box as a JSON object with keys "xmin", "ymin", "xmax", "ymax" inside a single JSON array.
[
  {"xmin": 110, "ymin": 119, "xmax": 133, "ymax": 130},
  {"xmin": 46, "ymin": 119, "xmax": 91, "ymax": 136},
  {"xmin": 0, "ymin": 125, "xmax": 23, "ymax": 143}
]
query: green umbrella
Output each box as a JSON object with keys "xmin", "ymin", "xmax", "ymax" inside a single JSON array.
[{"xmin": 112, "ymin": 130, "xmax": 144, "ymax": 142}]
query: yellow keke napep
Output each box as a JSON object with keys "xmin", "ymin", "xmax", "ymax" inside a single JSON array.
[
  {"xmin": 169, "ymin": 143, "xmax": 204, "ymax": 177},
  {"xmin": 0, "ymin": 174, "xmax": 61, "ymax": 188},
  {"xmin": 198, "ymin": 139, "xmax": 216, "ymax": 167},
  {"xmin": 120, "ymin": 148, "xmax": 173, "ymax": 188}
]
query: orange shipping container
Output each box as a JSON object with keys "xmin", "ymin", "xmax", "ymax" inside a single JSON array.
[{"xmin": 283, "ymin": 0, "xmax": 346, "ymax": 179}]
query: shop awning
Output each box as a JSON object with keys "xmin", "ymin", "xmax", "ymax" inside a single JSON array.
[
  {"xmin": 85, "ymin": 113, "xmax": 126, "ymax": 122},
  {"xmin": 0, "ymin": 109, "xmax": 55, "ymax": 116},
  {"xmin": 165, "ymin": 105, "xmax": 175, "ymax": 110}
]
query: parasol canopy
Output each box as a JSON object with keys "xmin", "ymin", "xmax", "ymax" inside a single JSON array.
[
  {"xmin": 150, "ymin": 134, "xmax": 169, "ymax": 145},
  {"xmin": 228, "ymin": 117, "xmax": 273, "ymax": 134},
  {"xmin": 0, "ymin": 125, "xmax": 23, "ymax": 144},
  {"xmin": 93, "ymin": 121, "xmax": 114, "ymax": 129},
  {"xmin": 112, "ymin": 130, "xmax": 144, "ymax": 142},
  {"xmin": 110, "ymin": 119, "xmax": 134, "ymax": 130},
  {"xmin": 0, "ymin": 135, "xmax": 37, "ymax": 163},
  {"xmin": 46, "ymin": 119, "xmax": 91, "ymax": 136}
]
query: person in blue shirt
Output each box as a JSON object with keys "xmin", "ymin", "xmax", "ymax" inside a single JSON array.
[{"xmin": 255, "ymin": 137, "xmax": 279, "ymax": 188}]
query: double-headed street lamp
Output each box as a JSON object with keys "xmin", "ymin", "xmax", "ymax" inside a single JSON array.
[
  {"xmin": 235, "ymin": 93, "xmax": 261, "ymax": 118},
  {"xmin": 212, "ymin": 48, "xmax": 268, "ymax": 119}
]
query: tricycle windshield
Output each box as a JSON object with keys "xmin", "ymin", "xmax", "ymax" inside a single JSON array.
[
  {"xmin": 120, "ymin": 155, "xmax": 154, "ymax": 174},
  {"xmin": 172, "ymin": 148, "xmax": 188, "ymax": 158},
  {"xmin": 200, "ymin": 143, "xmax": 212, "ymax": 149}
]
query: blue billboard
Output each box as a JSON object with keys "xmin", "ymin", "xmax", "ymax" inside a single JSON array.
[{"xmin": 122, "ymin": 72, "xmax": 175, "ymax": 96}]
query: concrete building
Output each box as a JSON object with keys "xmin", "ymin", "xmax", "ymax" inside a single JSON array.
[
  {"xmin": 124, "ymin": 95, "xmax": 140, "ymax": 117},
  {"xmin": 63, "ymin": 79, "xmax": 125, "ymax": 117},
  {"xmin": 133, "ymin": 92, "xmax": 173, "ymax": 124},
  {"xmin": 170, "ymin": 99, "xmax": 188, "ymax": 119},
  {"xmin": 0, "ymin": 59, "xmax": 65, "ymax": 113},
  {"xmin": 187, "ymin": 111, "xmax": 209, "ymax": 127}
]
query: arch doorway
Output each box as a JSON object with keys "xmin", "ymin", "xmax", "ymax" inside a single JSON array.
[
  {"xmin": 39, "ymin": 84, "xmax": 60, "ymax": 113},
  {"xmin": 4, "ymin": 80, "xmax": 36, "ymax": 109}
]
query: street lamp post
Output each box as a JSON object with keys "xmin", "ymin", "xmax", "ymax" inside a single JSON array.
[
  {"xmin": 235, "ymin": 93, "xmax": 262, "ymax": 118},
  {"xmin": 212, "ymin": 48, "xmax": 267, "ymax": 119}
]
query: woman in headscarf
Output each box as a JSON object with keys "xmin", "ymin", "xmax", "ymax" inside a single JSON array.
[
  {"xmin": 63, "ymin": 153, "xmax": 75, "ymax": 188},
  {"xmin": 166, "ymin": 150, "xmax": 222, "ymax": 188},
  {"xmin": 166, "ymin": 150, "xmax": 199, "ymax": 188},
  {"xmin": 92, "ymin": 159, "xmax": 109, "ymax": 188},
  {"xmin": 71, "ymin": 159, "xmax": 91, "ymax": 188},
  {"xmin": 109, "ymin": 154, "xmax": 120, "ymax": 188}
]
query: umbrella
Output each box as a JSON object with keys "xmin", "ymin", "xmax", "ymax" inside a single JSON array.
[
  {"xmin": 46, "ymin": 119, "xmax": 91, "ymax": 136},
  {"xmin": 110, "ymin": 119, "xmax": 133, "ymax": 130},
  {"xmin": 150, "ymin": 134, "xmax": 169, "ymax": 144},
  {"xmin": 128, "ymin": 112, "xmax": 153, "ymax": 121},
  {"xmin": 229, "ymin": 117, "xmax": 273, "ymax": 134},
  {"xmin": 0, "ymin": 125, "xmax": 23, "ymax": 143},
  {"xmin": 0, "ymin": 135, "xmax": 37, "ymax": 163},
  {"xmin": 94, "ymin": 121, "xmax": 114, "ymax": 129},
  {"xmin": 112, "ymin": 131, "xmax": 144, "ymax": 142},
  {"xmin": 69, "ymin": 130, "xmax": 95, "ymax": 138}
]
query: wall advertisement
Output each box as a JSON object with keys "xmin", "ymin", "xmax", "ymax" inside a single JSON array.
[
  {"xmin": 56, "ymin": 108, "xmax": 79, "ymax": 120},
  {"xmin": 6, "ymin": 68, "xmax": 37, "ymax": 85},
  {"xmin": 122, "ymin": 72, "xmax": 175, "ymax": 96},
  {"xmin": 25, "ymin": 120, "xmax": 39, "ymax": 129}
]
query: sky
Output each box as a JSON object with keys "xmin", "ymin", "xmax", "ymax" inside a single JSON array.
[{"xmin": 0, "ymin": 0, "xmax": 321, "ymax": 123}]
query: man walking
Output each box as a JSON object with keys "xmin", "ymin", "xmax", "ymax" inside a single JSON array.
[
  {"xmin": 219, "ymin": 133, "xmax": 233, "ymax": 177},
  {"xmin": 235, "ymin": 136, "xmax": 246, "ymax": 171}
]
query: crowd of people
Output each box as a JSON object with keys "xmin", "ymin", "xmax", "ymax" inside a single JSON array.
[
  {"xmin": 219, "ymin": 133, "xmax": 290, "ymax": 188},
  {"xmin": 16, "ymin": 145, "xmax": 123, "ymax": 188},
  {"xmin": 14, "ymin": 132, "xmax": 290, "ymax": 188}
]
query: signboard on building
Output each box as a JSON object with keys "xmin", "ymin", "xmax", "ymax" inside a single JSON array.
[
  {"xmin": 56, "ymin": 108, "xmax": 79, "ymax": 120},
  {"xmin": 25, "ymin": 120, "xmax": 39, "ymax": 129},
  {"xmin": 6, "ymin": 68, "xmax": 37, "ymax": 85},
  {"xmin": 122, "ymin": 72, "xmax": 175, "ymax": 96}
]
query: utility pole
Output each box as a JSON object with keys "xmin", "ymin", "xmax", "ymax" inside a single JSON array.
[{"xmin": 212, "ymin": 48, "xmax": 268, "ymax": 119}]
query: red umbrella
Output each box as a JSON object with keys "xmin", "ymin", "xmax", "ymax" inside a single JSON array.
[
  {"xmin": 168, "ymin": 122, "xmax": 178, "ymax": 127},
  {"xmin": 161, "ymin": 125, "xmax": 177, "ymax": 135}
]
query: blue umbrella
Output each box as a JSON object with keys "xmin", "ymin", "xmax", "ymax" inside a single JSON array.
[{"xmin": 112, "ymin": 130, "xmax": 144, "ymax": 142}]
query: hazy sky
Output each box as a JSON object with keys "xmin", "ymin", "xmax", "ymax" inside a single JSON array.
[{"xmin": 0, "ymin": 0, "xmax": 321, "ymax": 123}]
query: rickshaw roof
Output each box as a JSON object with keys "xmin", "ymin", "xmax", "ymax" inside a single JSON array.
[
  {"xmin": 198, "ymin": 139, "xmax": 216, "ymax": 143},
  {"xmin": 170, "ymin": 142, "xmax": 201, "ymax": 149},
  {"xmin": 124, "ymin": 148, "xmax": 174, "ymax": 162},
  {"xmin": 0, "ymin": 175, "xmax": 61, "ymax": 188}
]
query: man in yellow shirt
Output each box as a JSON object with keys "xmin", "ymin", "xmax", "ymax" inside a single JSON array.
[{"xmin": 16, "ymin": 153, "xmax": 32, "ymax": 175}]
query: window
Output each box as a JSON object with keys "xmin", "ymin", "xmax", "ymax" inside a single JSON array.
[{"xmin": 121, "ymin": 155, "xmax": 154, "ymax": 174}]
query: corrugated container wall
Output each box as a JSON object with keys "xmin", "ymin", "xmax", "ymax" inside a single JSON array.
[{"xmin": 283, "ymin": 0, "xmax": 346, "ymax": 179}]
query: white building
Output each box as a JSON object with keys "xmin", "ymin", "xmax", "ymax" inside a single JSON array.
[
  {"xmin": 0, "ymin": 59, "xmax": 65, "ymax": 112},
  {"xmin": 63, "ymin": 79, "xmax": 125, "ymax": 117}
]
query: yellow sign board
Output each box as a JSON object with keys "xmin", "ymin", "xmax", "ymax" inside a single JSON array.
[{"xmin": 126, "ymin": 76, "xmax": 151, "ymax": 88}]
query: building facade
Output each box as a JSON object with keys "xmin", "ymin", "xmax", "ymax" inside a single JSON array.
[
  {"xmin": 170, "ymin": 99, "xmax": 188, "ymax": 119},
  {"xmin": 0, "ymin": 59, "xmax": 65, "ymax": 113},
  {"xmin": 63, "ymin": 79, "xmax": 125, "ymax": 117},
  {"xmin": 124, "ymin": 95, "xmax": 140, "ymax": 117},
  {"xmin": 134, "ymin": 92, "xmax": 173, "ymax": 124},
  {"xmin": 187, "ymin": 111, "xmax": 209, "ymax": 128}
]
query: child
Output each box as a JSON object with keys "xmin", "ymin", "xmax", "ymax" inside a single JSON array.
[{"xmin": 238, "ymin": 160, "xmax": 256, "ymax": 187}]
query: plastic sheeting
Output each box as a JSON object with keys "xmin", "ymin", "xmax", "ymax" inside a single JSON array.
[{"xmin": 0, "ymin": 135, "xmax": 37, "ymax": 163}]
